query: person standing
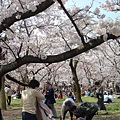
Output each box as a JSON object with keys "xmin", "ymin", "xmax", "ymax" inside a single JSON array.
[
  {"xmin": 7, "ymin": 85, "xmax": 12, "ymax": 105},
  {"xmin": 4, "ymin": 85, "xmax": 12, "ymax": 105},
  {"xmin": 45, "ymin": 81, "xmax": 57, "ymax": 118},
  {"xmin": 95, "ymin": 81, "xmax": 108, "ymax": 114},
  {"xmin": 21, "ymin": 79, "xmax": 45, "ymax": 120},
  {"xmin": 4, "ymin": 85, "xmax": 9, "ymax": 103}
]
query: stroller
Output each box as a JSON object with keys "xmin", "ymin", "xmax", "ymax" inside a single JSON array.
[{"xmin": 73, "ymin": 102, "xmax": 98, "ymax": 120}]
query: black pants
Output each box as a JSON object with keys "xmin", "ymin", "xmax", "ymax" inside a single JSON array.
[
  {"xmin": 7, "ymin": 96, "xmax": 11, "ymax": 105},
  {"xmin": 22, "ymin": 112, "xmax": 37, "ymax": 120}
]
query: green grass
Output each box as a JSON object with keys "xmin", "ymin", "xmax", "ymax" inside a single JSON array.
[
  {"xmin": 7, "ymin": 98, "xmax": 22, "ymax": 107},
  {"xmin": 2, "ymin": 96, "xmax": 120, "ymax": 120}
]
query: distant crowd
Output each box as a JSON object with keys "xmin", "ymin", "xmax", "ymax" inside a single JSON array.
[{"xmin": 3, "ymin": 81, "xmax": 120, "ymax": 120}]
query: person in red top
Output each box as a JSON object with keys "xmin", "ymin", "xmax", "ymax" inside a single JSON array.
[
  {"xmin": 57, "ymin": 93, "xmax": 61, "ymax": 99},
  {"xmin": 41, "ymin": 89, "xmax": 45, "ymax": 95}
]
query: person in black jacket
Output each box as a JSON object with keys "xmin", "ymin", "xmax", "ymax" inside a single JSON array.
[
  {"xmin": 95, "ymin": 81, "xmax": 108, "ymax": 115},
  {"xmin": 45, "ymin": 81, "xmax": 57, "ymax": 118},
  {"xmin": 61, "ymin": 98, "xmax": 98, "ymax": 120}
]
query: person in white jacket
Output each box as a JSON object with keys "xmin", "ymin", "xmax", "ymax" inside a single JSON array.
[
  {"xmin": 4, "ymin": 85, "xmax": 12, "ymax": 105},
  {"xmin": 21, "ymin": 79, "xmax": 45, "ymax": 120},
  {"xmin": 104, "ymin": 91, "xmax": 114, "ymax": 103}
]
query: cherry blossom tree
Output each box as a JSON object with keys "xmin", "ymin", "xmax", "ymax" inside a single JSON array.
[{"xmin": 0, "ymin": 0, "xmax": 120, "ymax": 110}]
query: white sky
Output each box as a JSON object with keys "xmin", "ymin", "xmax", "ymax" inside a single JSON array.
[{"xmin": 65, "ymin": 0, "xmax": 120, "ymax": 19}]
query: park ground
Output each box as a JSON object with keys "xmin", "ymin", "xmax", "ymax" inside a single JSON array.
[{"xmin": 2, "ymin": 96, "xmax": 120, "ymax": 120}]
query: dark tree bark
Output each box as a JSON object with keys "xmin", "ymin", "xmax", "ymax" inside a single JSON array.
[
  {"xmin": 69, "ymin": 59, "xmax": 82, "ymax": 102},
  {"xmin": 0, "ymin": 0, "xmax": 54, "ymax": 33},
  {"xmin": 0, "ymin": 76, "xmax": 6, "ymax": 110}
]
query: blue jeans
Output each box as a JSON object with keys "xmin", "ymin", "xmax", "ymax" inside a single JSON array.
[{"xmin": 22, "ymin": 112, "xmax": 37, "ymax": 120}]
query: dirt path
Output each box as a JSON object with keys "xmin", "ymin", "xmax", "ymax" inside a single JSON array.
[
  {"xmin": 2, "ymin": 107, "xmax": 22, "ymax": 120},
  {"xmin": 2, "ymin": 105, "xmax": 120, "ymax": 120}
]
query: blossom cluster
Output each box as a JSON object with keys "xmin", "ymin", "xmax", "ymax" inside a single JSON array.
[
  {"xmin": 96, "ymin": 19, "xmax": 120, "ymax": 36},
  {"xmin": 100, "ymin": 0, "xmax": 120, "ymax": 11}
]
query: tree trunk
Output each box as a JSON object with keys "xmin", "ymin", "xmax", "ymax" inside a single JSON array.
[
  {"xmin": 0, "ymin": 76, "xmax": 6, "ymax": 110},
  {"xmin": 69, "ymin": 59, "xmax": 82, "ymax": 103},
  {"xmin": 74, "ymin": 78, "xmax": 82, "ymax": 102}
]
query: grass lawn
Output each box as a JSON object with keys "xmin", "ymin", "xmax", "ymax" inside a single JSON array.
[{"xmin": 2, "ymin": 96, "xmax": 120, "ymax": 120}]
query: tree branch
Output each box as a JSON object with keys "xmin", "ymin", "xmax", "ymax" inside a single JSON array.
[
  {"xmin": 57, "ymin": 0, "xmax": 85, "ymax": 45},
  {"xmin": 0, "ymin": 0, "xmax": 54, "ymax": 33},
  {"xmin": 0, "ymin": 33, "xmax": 119, "ymax": 77},
  {"xmin": 5, "ymin": 74, "xmax": 29, "ymax": 87}
]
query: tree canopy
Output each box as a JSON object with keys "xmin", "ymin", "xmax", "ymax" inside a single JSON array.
[{"xmin": 0, "ymin": 0, "xmax": 120, "ymax": 87}]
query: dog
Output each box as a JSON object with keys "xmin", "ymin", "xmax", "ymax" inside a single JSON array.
[{"xmin": 61, "ymin": 98, "xmax": 77, "ymax": 120}]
